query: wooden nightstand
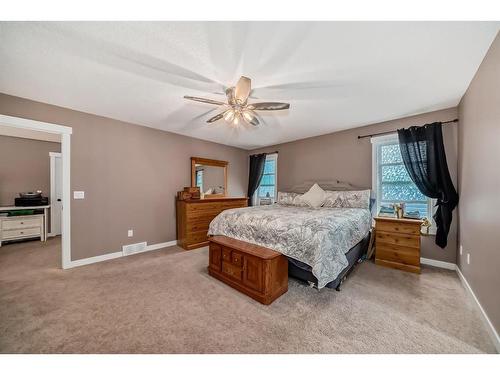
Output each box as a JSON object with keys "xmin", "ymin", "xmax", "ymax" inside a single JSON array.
[{"xmin": 374, "ymin": 217, "xmax": 423, "ymax": 274}]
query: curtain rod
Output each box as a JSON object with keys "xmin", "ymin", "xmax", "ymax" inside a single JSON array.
[
  {"xmin": 357, "ymin": 119, "xmax": 459, "ymax": 140},
  {"xmin": 250, "ymin": 151, "xmax": 278, "ymax": 156}
]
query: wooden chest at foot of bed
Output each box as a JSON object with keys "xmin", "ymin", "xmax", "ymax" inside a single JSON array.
[
  {"xmin": 208, "ymin": 235, "xmax": 288, "ymax": 305},
  {"xmin": 374, "ymin": 217, "xmax": 423, "ymax": 273}
]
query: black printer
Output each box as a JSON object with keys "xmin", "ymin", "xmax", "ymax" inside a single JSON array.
[{"xmin": 15, "ymin": 191, "xmax": 49, "ymax": 207}]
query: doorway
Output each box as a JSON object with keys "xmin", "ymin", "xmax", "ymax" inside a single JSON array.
[{"xmin": 0, "ymin": 114, "xmax": 72, "ymax": 269}]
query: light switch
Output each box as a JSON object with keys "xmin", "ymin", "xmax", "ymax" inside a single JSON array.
[
  {"xmin": 73, "ymin": 191, "xmax": 85, "ymax": 199},
  {"xmin": 128, "ymin": 230, "xmax": 134, "ymax": 237}
]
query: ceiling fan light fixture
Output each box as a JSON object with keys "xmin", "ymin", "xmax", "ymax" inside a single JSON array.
[
  {"xmin": 242, "ymin": 111, "xmax": 253, "ymax": 122},
  {"xmin": 184, "ymin": 76, "xmax": 290, "ymax": 127},
  {"xmin": 224, "ymin": 109, "xmax": 235, "ymax": 122},
  {"xmin": 233, "ymin": 114, "xmax": 240, "ymax": 126}
]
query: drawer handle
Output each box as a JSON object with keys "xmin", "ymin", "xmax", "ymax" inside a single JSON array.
[
  {"xmin": 20, "ymin": 222, "xmax": 24, "ymax": 224},
  {"xmin": 20, "ymin": 231, "xmax": 24, "ymax": 234}
]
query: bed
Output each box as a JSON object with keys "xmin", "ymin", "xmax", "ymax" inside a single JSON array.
[{"xmin": 208, "ymin": 180, "xmax": 373, "ymax": 290}]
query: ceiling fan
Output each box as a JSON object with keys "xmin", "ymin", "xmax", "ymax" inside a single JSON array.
[{"xmin": 184, "ymin": 76, "xmax": 290, "ymax": 126}]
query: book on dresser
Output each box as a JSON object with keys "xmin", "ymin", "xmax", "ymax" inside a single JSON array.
[{"xmin": 176, "ymin": 197, "xmax": 247, "ymax": 250}]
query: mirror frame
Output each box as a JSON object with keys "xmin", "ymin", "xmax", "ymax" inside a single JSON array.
[{"xmin": 191, "ymin": 157, "xmax": 228, "ymax": 198}]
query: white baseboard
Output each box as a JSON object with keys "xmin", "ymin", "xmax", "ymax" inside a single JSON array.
[
  {"xmin": 146, "ymin": 240, "xmax": 177, "ymax": 251},
  {"xmin": 66, "ymin": 251, "xmax": 123, "ymax": 268},
  {"xmin": 456, "ymin": 266, "xmax": 500, "ymax": 353},
  {"xmin": 66, "ymin": 240, "xmax": 178, "ymax": 269},
  {"xmin": 420, "ymin": 257, "xmax": 456, "ymax": 270}
]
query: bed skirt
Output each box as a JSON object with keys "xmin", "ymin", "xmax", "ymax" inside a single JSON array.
[{"xmin": 287, "ymin": 232, "xmax": 371, "ymax": 290}]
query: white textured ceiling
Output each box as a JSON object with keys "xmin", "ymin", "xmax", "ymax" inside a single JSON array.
[{"xmin": 0, "ymin": 22, "xmax": 498, "ymax": 149}]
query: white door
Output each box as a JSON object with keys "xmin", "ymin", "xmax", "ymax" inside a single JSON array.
[{"xmin": 50, "ymin": 152, "xmax": 62, "ymax": 236}]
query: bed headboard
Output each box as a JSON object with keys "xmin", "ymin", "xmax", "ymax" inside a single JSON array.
[{"xmin": 288, "ymin": 180, "xmax": 365, "ymax": 194}]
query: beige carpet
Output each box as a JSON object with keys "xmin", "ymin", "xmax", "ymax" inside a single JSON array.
[{"xmin": 0, "ymin": 237, "xmax": 496, "ymax": 353}]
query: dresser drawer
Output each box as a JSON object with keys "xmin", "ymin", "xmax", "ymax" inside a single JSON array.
[
  {"xmin": 187, "ymin": 219, "xmax": 211, "ymax": 232},
  {"xmin": 2, "ymin": 217, "xmax": 42, "ymax": 230},
  {"xmin": 221, "ymin": 200, "xmax": 247, "ymax": 209},
  {"xmin": 376, "ymin": 220, "xmax": 421, "ymax": 236},
  {"xmin": 185, "ymin": 230, "xmax": 208, "ymax": 245},
  {"xmin": 186, "ymin": 211, "xmax": 220, "ymax": 222},
  {"xmin": 376, "ymin": 231, "xmax": 419, "ymax": 248},
  {"xmin": 186, "ymin": 202, "xmax": 221, "ymax": 213},
  {"xmin": 222, "ymin": 261, "xmax": 242, "ymax": 281},
  {"xmin": 2, "ymin": 227, "xmax": 41, "ymax": 239},
  {"xmin": 376, "ymin": 244, "xmax": 420, "ymax": 266}
]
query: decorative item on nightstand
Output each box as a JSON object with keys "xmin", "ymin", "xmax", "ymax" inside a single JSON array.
[
  {"xmin": 374, "ymin": 216, "xmax": 423, "ymax": 274},
  {"xmin": 378, "ymin": 203, "xmax": 397, "ymax": 218},
  {"xmin": 259, "ymin": 192, "xmax": 273, "ymax": 206}
]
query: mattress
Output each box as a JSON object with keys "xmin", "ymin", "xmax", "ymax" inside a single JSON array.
[{"xmin": 208, "ymin": 204, "xmax": 372, "ymax": 288}]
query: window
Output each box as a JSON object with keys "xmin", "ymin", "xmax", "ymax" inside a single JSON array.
[
  {"xmin": 372, "ymin": 135, "xmax": 435, "ymax": 229},
  {"xmin": 195, "ymin": 169, "xmax": 203, "ymax": 192},
  {"xmin": 256, "ymin": 153, "xmax": 278, "ymax": 203}
]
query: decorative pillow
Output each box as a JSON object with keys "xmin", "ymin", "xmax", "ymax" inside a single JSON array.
[
  {"xmin": 276, "ymin": 192, "xmax": 302, "ymax": 206},
  {"xmin": 300, "ymin": 183, "xmax": 327, "ymax": 208},
  {"xmin": 292, "ymin": 194, "xmax": 309, "ymax": 207},
  {"xmin": 277, "ymin": 191, "xmax": 298, "ymax": 205},
  {"xmin": 276, "ymin": 192, "xmax": 309, "ymax": 206},
  {"xmin": 323, "ymin": 189, "xmax": 371, "ymax": 209}
]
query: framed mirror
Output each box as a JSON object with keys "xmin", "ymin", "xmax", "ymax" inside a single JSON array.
[{"xmin": 191, "ymin": 157, "xmax": 228, "ymax": 198}]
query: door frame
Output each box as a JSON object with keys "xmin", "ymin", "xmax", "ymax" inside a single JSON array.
[
  {"xmin": 49, "ymin": 151, "xmax": 62, "ymax": 238},
  {"xmin": 0, "ymin": 114, "xmax": 72, "ymax": 269}
]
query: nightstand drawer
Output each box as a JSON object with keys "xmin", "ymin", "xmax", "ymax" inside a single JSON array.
[
  {"xmin": 376, "ymin": 220, "xmax": 421, "ymax": 236},
  {"xmin": 376, "ymin": 231, "xmax": 419, "ymax": 248},
  {"xmin": 376, "ymin": 244, "xmax": 420, "ymax": 266}
]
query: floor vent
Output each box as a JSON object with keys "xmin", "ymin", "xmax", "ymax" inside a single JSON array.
[{"xmin": 122, "ymin": 242, "xmax": 147, "ymax": 256}]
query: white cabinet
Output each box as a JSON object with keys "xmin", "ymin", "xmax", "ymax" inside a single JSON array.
[{"xmin": 0, "ymin": 214, "xmax": 44, "ymax": 247}]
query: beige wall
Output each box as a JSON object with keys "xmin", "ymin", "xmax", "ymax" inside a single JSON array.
[
  {"xmin": 0, "ymin": 93, "xmax": 248, "ymax": 261},
  {"xmin": 251, "ymin": 107, "xmax": 459, "ymax": 263},
  {"xmin": 457, "ymin": 32, "xmax": 500, "ymax": 333},
  {"xmin": 0, "ymin": 135, "xmax": 61, "ymax": 206}
]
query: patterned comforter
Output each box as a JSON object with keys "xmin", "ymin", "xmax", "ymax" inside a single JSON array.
[{"xmin": 208, "ymin": 205, "xmax": 372, "ymax": 288}]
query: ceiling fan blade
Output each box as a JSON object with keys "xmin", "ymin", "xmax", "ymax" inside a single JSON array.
[
  {"xmin": 206, "ymin": 111, "xmax": 228, "ymax": 123},
  {"xmin": 235, "ymin": 76, "xmax": 251, "ymax": 105},
  {"xmin": 248, "ymin": 102, "xmax": 290, "ymax": 111},
  {"xmin": 184, "ymin": 96, "xmax": 226, "ymax": 106}
]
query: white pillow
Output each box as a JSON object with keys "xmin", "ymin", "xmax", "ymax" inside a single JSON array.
[{"xmin": 300, "ymin": 183, "xmax": 326, "ymax": 208}]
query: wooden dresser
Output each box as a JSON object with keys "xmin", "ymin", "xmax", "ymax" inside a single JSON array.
[
  {"xmin": 176, "ymin": 197, "xmax": 247, "ymax": 250},
  {"xmin": 208, "ymin": 235, "xmax": 288, "ymax": 305},
  {"xmin": 374, "ymin": 217, "xmax": 423, "ymax": 273}
]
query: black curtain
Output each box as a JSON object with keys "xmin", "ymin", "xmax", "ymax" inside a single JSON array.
[
  {"xmin": 247, "ymin": 153, "xmax": 267, "ymax": 206},
  {"xmin": 398, "ymin": 122, "xmax": 458, "ymax": 248}
]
